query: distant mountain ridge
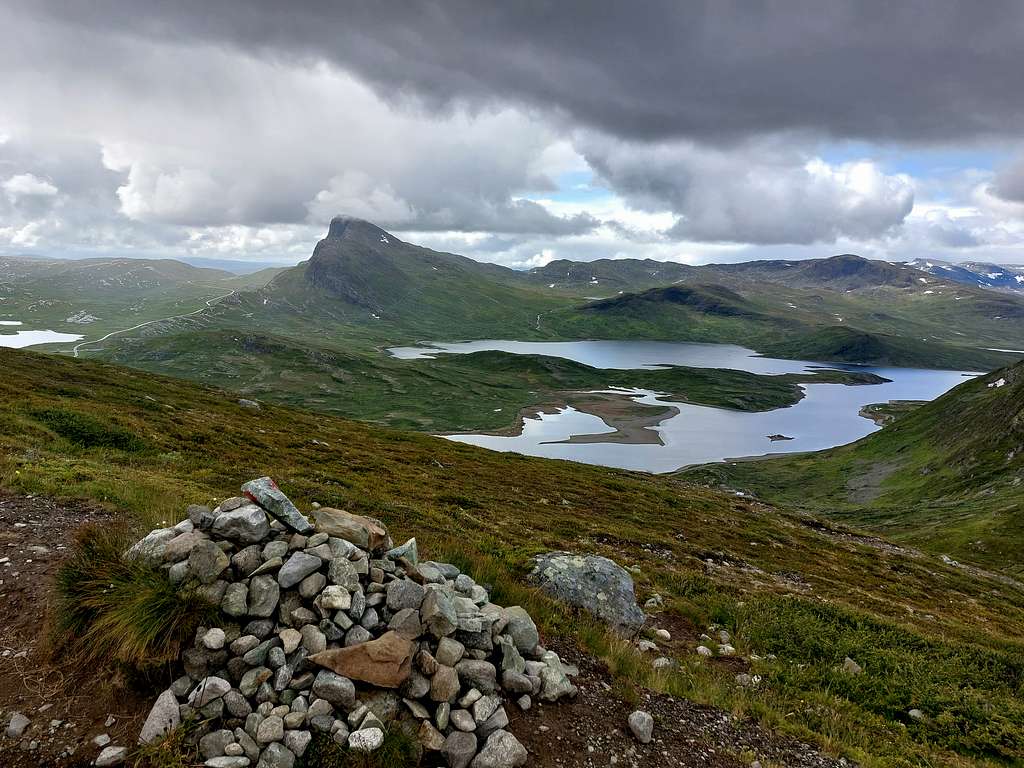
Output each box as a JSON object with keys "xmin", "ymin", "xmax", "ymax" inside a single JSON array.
[{"xmin": 908, "ymin": 258, "xmax": 1024, "ymax": 293}]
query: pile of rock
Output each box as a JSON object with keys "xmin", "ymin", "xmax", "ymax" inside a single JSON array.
[{"xmin": 127, "ymin": 477, "xmax": 576, "ymax": 768}]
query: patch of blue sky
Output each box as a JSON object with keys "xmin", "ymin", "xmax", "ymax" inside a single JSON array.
[{"xmin": 819, "ymin": 141, "xmax": 1007, "ymax": 179}]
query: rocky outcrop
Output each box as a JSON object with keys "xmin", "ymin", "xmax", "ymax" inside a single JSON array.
[
  {"xmin": 529, "ymin": 552, "xmax": 645, "ymax": 635},
  {"xmin": 128, "ymin": 478, "xmax": 576, "ymax": 767}
]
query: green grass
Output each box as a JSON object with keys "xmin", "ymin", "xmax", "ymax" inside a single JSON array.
[
  {"xmin": 53, "ymin": 523, "xmax": 217, "ymax": 668},
  {"xmin": 3, "ymin": 346, "xmax": 1024, "ymax": 766},
  {"xmin": 300, "ymin": 728, "xmax": 420, "ymax": 768}
]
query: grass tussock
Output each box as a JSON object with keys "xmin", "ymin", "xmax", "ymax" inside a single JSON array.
[
  {"xmin": 130, "ymin": 721, "xmax": 200, "ymax": 768},
  {"xmin": 53, "ymin": 524, "xmax": 217, "ymax": 669}
]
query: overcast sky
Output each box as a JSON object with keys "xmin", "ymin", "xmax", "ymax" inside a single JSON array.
[{"xmin": 2, "ymin": 1, "xmax": 1023, "ymax": 268}]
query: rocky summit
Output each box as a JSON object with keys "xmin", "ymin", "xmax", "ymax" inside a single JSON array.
[{"xmin": 126, "ymin": 478, "xmax": 576, "ymax": 768}]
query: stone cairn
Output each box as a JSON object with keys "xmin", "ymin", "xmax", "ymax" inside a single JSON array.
[{"xmin": 124, "ymin": 477, "xmax": 576, "ymax": 768}]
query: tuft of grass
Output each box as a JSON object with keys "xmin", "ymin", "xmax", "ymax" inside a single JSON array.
[
  {"xmin": 130, "ymin": 721, "xmax": 200, "ymax": 768},
  {"xmin": 31, "ymin": 407, "xmax": 148, "ymax": 452},
  {"xmin": 52, "ymin": 524, "xmax": 217, "ymax": 668},
  {"xmin": 300, "ymin": 728, "xmax": 420, "ymax": 768}
]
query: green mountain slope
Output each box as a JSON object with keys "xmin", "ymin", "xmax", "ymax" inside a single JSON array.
[
  {"xmin": 682, "ymin": 362, "xmax": 1024, "ymax": 573},
  {"xmin": 0, "ymin": 254, "xmax": 245, "ymax": 342},
  {"xmin": 1, "ymin": 347, "xmax": 1023, "ymax": 766}
]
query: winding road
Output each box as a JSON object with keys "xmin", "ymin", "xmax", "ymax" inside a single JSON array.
[{"xmin": 72, "ymin": 289, "xmax": 236, "ymax": 358}]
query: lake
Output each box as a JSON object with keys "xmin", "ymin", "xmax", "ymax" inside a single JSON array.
[
  {"xmin": 388, "ymin": 340, "xmax": 972, "ymax": 473},
  {"xmin": 0, "ymin": 321, "xmax": 83, "ymax": 349}
]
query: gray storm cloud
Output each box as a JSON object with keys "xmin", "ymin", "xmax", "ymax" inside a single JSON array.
[
  {"xmin": 14, "ymin": 0, "xmax": 1024, "ymax": 144},
  {"xmin": 1, "ymin": 1, "xmax": 1023, "ymax": 263}
]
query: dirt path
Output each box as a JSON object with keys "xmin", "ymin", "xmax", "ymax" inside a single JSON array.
[
  {"xmin": 71, "ymin": 289, "xmax": 235, "ymax": 357},
  {"xmin": 0, "ymin": 492, "xmax": 150, "ymax": 767}
]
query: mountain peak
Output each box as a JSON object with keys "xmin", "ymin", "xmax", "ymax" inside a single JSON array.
[{"xmin": 326, "ymin": 215, "xmax": 395, "ymax": 244}]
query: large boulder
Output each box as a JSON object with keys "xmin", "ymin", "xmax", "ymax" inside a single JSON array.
[
  {"xmin": 313, "ymin": 507, "xmax": 390, "ymax": 551},
  {"xmin": 529, "ymin": 552, "xmax": 645, "ymax": 634},
  {"xmin": 309, "ymin": 631, "xmax": 414, "ymax": 688}
]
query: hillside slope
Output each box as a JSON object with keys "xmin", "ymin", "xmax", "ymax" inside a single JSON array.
[
  {"xmin": 682, "ymin": 362, "xmax": 1024, "ymax": 572},
  {"xmin": 1, "ymin": 347, "xmax": 1023, "ymax": 766}
]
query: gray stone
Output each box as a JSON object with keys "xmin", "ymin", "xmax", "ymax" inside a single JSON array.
[
  {"xmin": 477, "ymin": 707, "xmax": 509, "ymax": 741},
  {"xmin": 472, "ymin": 694, "xmax": 501, "ymax": 723},
  {"xmin": 242, "ymin": 477, "xmax": 314, "ymax": 534},
  {"xmin": 222, "ymin": 582, "xmax": 249, "ymax": 617},
  {"xmin": 277, "ymin": 552, "xmax": 322, "ymax": 589},
  {"xmin": 243, "ymin": 638, "xmax": 279, "ymax": 666},
  {"xmin": 386, "ymin": 537, "xmax": 418, "ymax": 565},
  {"xmin": 842, "ymin": 657, "xmax": 863, "ymax": 675},
  {"xmin": 232, "ymin": 546, "xmax": 263, "ymax": 579},
  {"xmin": 6, "ymin": 712, "xmax": 30, "ymax": 739},
  {"xmin": 189, "ymin": 504, "xmax": 217, "ymax": 530},
  {"xmin": 283, "ymin": 730, "xmax": 312, "ymax": 757},
  {"xmin": 539, "ymin": 651, "xmax": 578, "ymax": 702},
  {"xmin": 248, "ymin": 575, "xmax": 280, "ymax": 618},
  {"xmin": 421, "ymin": 590, "xmax": 457, "ymax": 638},
  {"xmin": 436, "ymin": 637, "xmax": 465, "ymax": 667},
  {"xmin": 95, "ymin": 746, "xmax": 129, "ymax": 766},
  {"xmin": 199, "ymin": 729, "xmax": 235, "ymax": 760},
  {"xmin": 628, "ymin": 710, "xmax": 654, "ymax": 743},
  {"xmin": 213, "ymin": 504, "xmax": 271, "ymax": 545},
  {"xmin": 344, "ymin": 626, "xmax": 372, "ymax": 646},
  {"xmin": 496, "ymin": 636, "xmax": 525, "ymax": 674},
  {"xmin": 255, "ymin": 742, "xmax": 295, "ymax": 768},
  {"xmin": 529, "ymin": 552, "xmax": 645, "ymax": 634},
  {"xmin": 430, "ymin": 665, "xmax": 461, "ymax": 703},
  {"xmin": 162, "ymin": 530, "xmax": 207, "ymax": 563},
  {"xmin": 320, "ymin": 585, "xmax": 351, "ymax": 611},
  {"xmin": 328, "ymin": 558, "xmax": 360, "ymax": 590},
  {"xmin": 503, "ymin": 607, "xmax": 540, "ymax": 655},
  {"xmin": 263, "ymin": 540, "xmax": 289, "ymax": 560},
  {"xmin": 205, "ymin": 758, "xmax": 250, "ymax": 768},
  {"xmin": 125, "ymin": 528, "xmax": 175, "ymax": 564},
  {"xmin": 312, "ymin": 671, "xmax": 356, "ymax": 709},
  {"xmin": 456, "ymin": 660, "xmax": 497, "ymax": 694},
  {"xmin": 224, "ymin": 690, "xmax": 252, "ymax": 719},
  {"xmin": 501, "ymin": 670, "xmax": 533, "ymax": 695},
  {"xmin": 442, "ymin": 731, "xmax": 478, "ymax": 768},
  {"xmin": 256, "ymin": 715, "xmax": 284, "ymax": 744},
  {"xmin": 470, "ymin": 730, "xmax": 527, "ymax": 768},
  {"xmin": 300, "ymin": 625, "xmax": 327, "ymax": 655},
  {"xmin": 189, "ymin": 676, "xmax": 231, "ymax": 707},
  {"xmin": 417, "ymin": 563, "xmax": 447, "ymax": 584},
  {"xmin": 348, "ymin": 727, "xmax": 385, "ymax": 753},
  {"xmin": 400, "ymin": 670, "xmax": 430, "ymax": 700},
  {"xmin": 187, "ymin": 540, "xmax": 230, "ymax": 585},
  {"xmin": 386, "ymin": 579, "xmax": 425, "ymax": 611},
  {"xmin": 202, "ymin": 627, "xmax": 226, "ymax": 650},
  {"xmin": 298, "ymin": 572, "xmax": 326, "ymax": 599},
  {"xmin": 239, "ymin": 668, "xmax": 273, "ymax": 698}
]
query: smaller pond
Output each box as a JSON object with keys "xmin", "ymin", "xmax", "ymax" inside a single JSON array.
[{"xmin": 0, "ymin": 321, "xmax": 83, "ymax": 349}]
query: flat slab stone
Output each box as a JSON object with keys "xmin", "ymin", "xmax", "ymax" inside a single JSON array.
[{"xmin": 309, "ymin": 630, "xmax": 414, "ymax": 689}]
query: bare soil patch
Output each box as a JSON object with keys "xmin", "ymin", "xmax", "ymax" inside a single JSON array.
[{"xmin": 0, "ymin": 491, "xmax": 151, "ymax": 767}]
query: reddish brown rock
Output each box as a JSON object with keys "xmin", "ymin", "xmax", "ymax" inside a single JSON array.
[
  {"xmin": 309, "ymin": 631, "xmax": 414, "ymax": 688},
  {"xmin": 313, "ymin": 507, "xmax": 390, "ymax": 551}
]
